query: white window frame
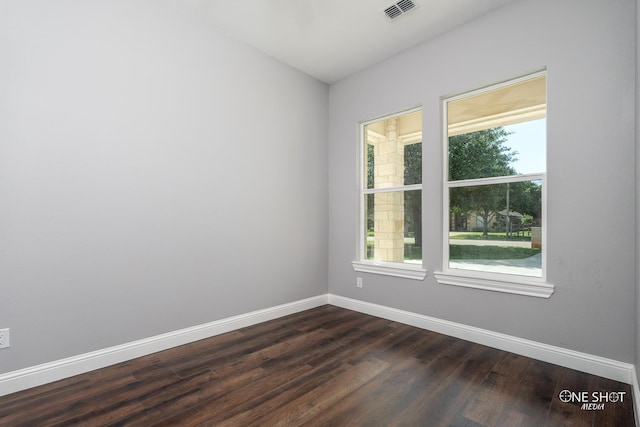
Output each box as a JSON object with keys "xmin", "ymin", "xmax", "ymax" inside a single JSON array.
[
  {"xmin": 352, "ymin": 106, "xmax": 427, "ymax": 280},
  {"xmin": 435, "ymin": 72, "xmax": 553, "ymax": 298}
]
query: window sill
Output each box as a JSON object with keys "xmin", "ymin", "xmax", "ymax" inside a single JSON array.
[
  {"xmin": 434, "ymin": 270, "xmax": 554, "ymax": 298},
  {"xmin": 352, "ymin": 261, "xmax": 427, "ymax": 280}
]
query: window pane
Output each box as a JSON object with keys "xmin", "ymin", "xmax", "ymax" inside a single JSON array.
[
  {"xmin": 365, "ymin": 190, "xmax": 421, "ymax": 263},
  {"xmin": 448, "ymin": 180, "xmax": 542, "ymax": 277},
  {"xmin": 365, "ymin": 110, "xmax": 422, "ymax": 189},
  {"xmin": 447, "ymin": 74, "xmax": 546, "ymax": 181},
  {"xmin": 448, "ymin": 121, "xmax": 546, "ymax": 181}
]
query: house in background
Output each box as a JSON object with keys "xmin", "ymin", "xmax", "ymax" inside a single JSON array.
[{"xmin": 0, "ymin": 0, "xmax": 639, "ymax": 421}]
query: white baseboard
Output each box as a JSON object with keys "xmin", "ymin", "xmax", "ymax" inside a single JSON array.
[
  {"xmin": 328, "ymin": 294, "xmax": 635, "ymax": 385},
  {"xmin": 632, "ymin": 366, "xmax": 640, "ymax": 427},
  {"xmin": 0, "ymin": 294, "xmax": 329, "ymax": 397},
  {"xmin": 1, "ymin": 293, "xmax": 636, "ymax": 408}
]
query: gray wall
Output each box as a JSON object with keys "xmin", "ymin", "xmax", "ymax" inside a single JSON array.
[
  {"xmin": 329, "ymin": 0, "xmax": 636, "ymax": 363},
  {"xmin": 1, "ymin": 0, "xmax": 636, "ymax": 378},
  {"xmin": 0, "ymin": 1, "xmax": 329, "ymax": 374},
  {"xmin": 634, "ymin": 0, "xmax": 640, "ymax": 390}
]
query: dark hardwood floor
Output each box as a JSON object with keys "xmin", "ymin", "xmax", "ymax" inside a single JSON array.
[{"xmin": 0, "ymin": 305, "xmax": 634, "ymax": 426}]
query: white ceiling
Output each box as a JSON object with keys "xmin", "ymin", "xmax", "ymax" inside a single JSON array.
[{"xmin": 172, "ymin": 0, "xmax": 516, "ymax": 83}]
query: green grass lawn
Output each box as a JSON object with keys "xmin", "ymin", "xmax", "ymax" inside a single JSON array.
[
  {"xmin": 450, "ymin": 245, "xmax": 540, "ymax": 260},
  {"xmin": 449, "ymin": 232, "xmax": 531, "ymax": 241},
  {"xmin": 367, "ymin": 241, "xmax": 539, "ymax": 261}
]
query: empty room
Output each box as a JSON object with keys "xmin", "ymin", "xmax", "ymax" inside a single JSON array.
[{"xmin": 0, "ymin": 0, "xmax": 639, "ymax": 425}]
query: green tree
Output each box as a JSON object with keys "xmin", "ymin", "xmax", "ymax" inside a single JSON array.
[
  {"xmin": 508, "ymin": 180, "xmax": 542, "ymax": 225},
  {"xmin": 449, "ymin": 128, "xmax": 516, "ymax": 237},
  {"xmin": 404, "ymin": 142, "xmax": 422, "ymax": 248},
  {"xmin": 366, "ymin": 143, "xmax": 374, "ymax": 189},
  {"xmin": 449, "ymin": 127, "xmax": 515, "ymax": 180}
]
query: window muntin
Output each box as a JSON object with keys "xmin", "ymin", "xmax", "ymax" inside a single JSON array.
[
  {"xmin": 443, "ymin": 72, "xmax": 546, "ymax": 281},
  {"xmin": 361, "ymin": 108, "xmax": 422, "ymax": 265}
]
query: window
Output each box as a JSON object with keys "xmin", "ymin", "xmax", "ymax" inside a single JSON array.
[
  {"xmin": 352, "ymin": 107, "xmax": 426, "ymax": 280},
  {"xmin": 435, "ymin": 72, "xmax": 553, "ymax": 297}
]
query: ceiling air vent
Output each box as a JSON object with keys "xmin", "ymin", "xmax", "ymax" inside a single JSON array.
[{"xmin": 383, "ymin": 0, "xmax": 418, "ymax": 21}]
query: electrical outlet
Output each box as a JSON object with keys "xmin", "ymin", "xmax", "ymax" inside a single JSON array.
[
  {"xmin": 356, "ymin": 277, "xmax": 363, "ymax": 288},
  {"xmin": 0, "ymin": 328, "xmax": 9, "ymax": 349}
]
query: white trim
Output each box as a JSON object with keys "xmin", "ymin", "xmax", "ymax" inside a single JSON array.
[
  {"xmin": 445, "ymin": 70, "xmax": 548, "ymax": 104},
  {"xmin": 434, "ymin": 270, "xmax": 553, "ymax": 298},
  {"xmin": 632, "ymin": 366, "xmax": 640, "ymax": 427},
  {"xmin": 2, "ymin": 293, "xmax": 635, "ymax": 404},
  {"xmin": 357, "ymin": 105, "xmax": 424, "ymax": 267},
  {"xmin": 352, "ymin": 260, "xmax": 427, "ymax": 280},
  {"xmin": 360, "ymin": 105, "xmax": 423, "ymax": 127},
  {"xmin": 328, "ymin": 294, "xmax": 634, "ymax": 384},
  {"xmin": 363, "ymin": 183, "xmax": 422, "ymax": 194},
  {"xmin": 441, "ymin": 71, "xmax": 549, "ymax": 297},
  {"xmin": 0, "ymin": 295, "xmax": 328, "ymax": 397},
  {"xmin": 447, "ymin": 173, "xmax": 544, "ymax": 188}
]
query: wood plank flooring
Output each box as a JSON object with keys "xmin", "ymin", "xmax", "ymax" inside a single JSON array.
[{"xmin": 0, "ymin": 305, "xmax": 634, "ymax": 426}]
